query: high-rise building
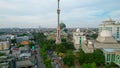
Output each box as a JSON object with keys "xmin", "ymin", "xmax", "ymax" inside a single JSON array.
[
  {"xmin": 56, "ymin": 0, "xmax": 61, "ymax": 44},
  {"xmin": 98, "ymin": 18, "xmax": 120, "ymax": 41}
]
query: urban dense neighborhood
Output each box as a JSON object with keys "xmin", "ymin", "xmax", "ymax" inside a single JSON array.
[
  {"xmin": 0, "ymin": 0, "xmax": 120, "ymax": 68},
  {"xmin": 0, "ymin": 18, "xmax": 120, "ymax": 68}
]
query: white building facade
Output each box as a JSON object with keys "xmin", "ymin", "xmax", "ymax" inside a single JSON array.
[
  {"xmin": 73, "ymin": 28, "xmax": 84, "ymax": 51},
  {"xmin": 98, "ymin": 18, "xmax": 120, "ymax": 41}
]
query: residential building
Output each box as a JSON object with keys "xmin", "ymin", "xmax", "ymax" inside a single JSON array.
[
  {"xmin": 0, "ymin": 35, "xmax": 15, "ymax": 41},
  {"xmin": 0, "ymin": 56, "xmax": 14, "ymax": 68},
  {"xmin": 0, "ymin": 41, "xmax": 10, "ymax": 50},
  {"xmin": 11, "ymin": 48, "xmax": 20, "ymax": 58},
  {"xmin": 16, "ymin": 60, "xmax": 33, "ymax": 68},
  {"xmin": 20, "ymin": 41, "xmax": 30, "ymax": 45},
  {"xmin": 16, "ymin": 36, "xmax": 29, "ymax": 43}
]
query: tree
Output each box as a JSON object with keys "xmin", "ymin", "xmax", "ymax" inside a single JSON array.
[
  {"xmin": 11, "ymin": 39, "xmax": 16, "ymax": 45},
  {"xmin": 29, "ymin": 42, "xmax": 34, "ymax": 48},
  {"xmin": 84, "ymin": 53, "xmax": 94, "ymax": 63},
  {"xmin": 82, "ymin": 63, "xmax": 88, "ymax": 68},
  {"xmin": 18, "ymin": 33, "xmax": 27, "ymax": 36},
  {"xmin": 91, "ymin": 62, "xmax": 96, "ymax": 68},
  {"xmin": 82, "ymin": 63, "xmax": 96, "ymax": 68},
  {"xmin": 70, "ymin": 66, "xmax": 75, "ymax": 68},
  {"xmin": 63, "ymin": 28, "xmax": 68, "ymax": 32},
  {"xmin": 44, "ymin": 58, "xmax": 53, "ymax": 68},
  {"xmin": 93, "ymin": 49, "xmax": 105, "ymax": 65},
  {"xmin": 40, "ymin": 48, "xmax": 47, "ymax": 60},
  {"xmin": 0, "ymin": 53, "xmax": 5, "ymax": 56},
  {"xmin": 60, "ymin": 23, "xmax": 66, "ymax": 29},
  {"xmin": 18, "ymin": 44, "xmax": 24, "ymax": 47},
  {"xmin": 78, "ymin": 49, "xmax": 85, "ymax": 64},
  {"xmin": 78, "ymin": 49, "xmax": 105, "ymax": 66},
  {"xmin": 55, "ymin": 44, "xmax": 66, "ymax": 53},
  {"xmin": 105, "ymin": 64, "xmax": 111, "ymax": 68},
  {"xmin": 63, "ymin": 50, "xmax": 75, "ymax": 66},
  {"xmin": 61, "ymin": 42, "xmax": 74, "ymax": 50},
  {"xmin": 91, "ymin": 34, "xmax": 98, "ymax": 39}
]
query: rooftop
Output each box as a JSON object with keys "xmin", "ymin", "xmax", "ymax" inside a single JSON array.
[
  {"xmin": 16, "ymin": 60, "xmax": 33, "ymax": 67},
  {"xmin": 103, "ymin": 48, "xmax": 120, "ymax": 53}
]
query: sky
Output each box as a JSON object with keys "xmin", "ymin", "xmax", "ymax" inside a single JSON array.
[{"xmin": 0, "ymin": 0, "xmax": 120, "ymax": 28}]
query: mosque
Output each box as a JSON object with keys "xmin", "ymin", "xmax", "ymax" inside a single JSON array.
[
  {"xmin": 99, "ymin": 18, "xmax": 120, "ymax": 41},
  {"xmin": 73, "ymin": 28, "xmax": 120, "ymax": 66}
]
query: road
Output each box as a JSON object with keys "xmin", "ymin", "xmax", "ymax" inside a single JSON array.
[{"xmin": 36, "ymin": 44, "xmax": 46, "ymax": 68}]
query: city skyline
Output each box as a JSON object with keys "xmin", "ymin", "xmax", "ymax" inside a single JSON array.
[{"xmin": 0, "ymin": 0, "xmax": 120, "ymax": 28}]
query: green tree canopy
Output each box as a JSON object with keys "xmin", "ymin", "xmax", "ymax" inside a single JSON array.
[
  {"xmin": 0, "ymin": 53, "xmax": 5, "ymax": 56},
  {"xmin": 78, "ymin": 49, "xmax": 105, "ymax": 66},
  {"xmin": 55, "ymin": 44, "xmax": 66, "ymax": 53},
  {"xmin": 60, "ymin": 23, "xmax": 66, "ymax": 29},
  {"xmin": 63, "ymin": 50, "xmax": 75, "ymax": 66}
]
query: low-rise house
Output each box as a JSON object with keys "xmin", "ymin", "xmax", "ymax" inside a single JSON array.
[
  {"xmin": 11, "ymin": 46, "xmax": 31, "ymax": 58},
  {"xmin": 16, "ymin": 60, "xmax": 33, "ymax": 68},
  {"xmin": 0, "ymin": 56, "xmax": 14, "ymax": 68},
  {"xmin": 0, "ymin": 35, "xmax": 15, "ymax": 41},
  {"xmin": 0, "ymin": 41, "xmax": 10, "ymax": 50},
  {"xmin": 16, "ymin": 36, "xmax": 29, "ymax": 43},
  {"xmin": 19, "ymin": 46, "xmax": 31, "ymax": 58},
  {"xmin": 20, "ymin": 41, "xmax": 30, "ymax": 45},
  {"xmin": 0, "ymin": 41, "xmax": 10, "ymax": 55},
  {"xmin": 11, "ymin": 48, "xmax": 20, "ymax": 58},
  {"xmin": 11, "ymin": 46, "xmax": 33, "ymax": 68},
  {"xmin": 26, "ymin": 33, "xmax": 34, "ymax": 40}
]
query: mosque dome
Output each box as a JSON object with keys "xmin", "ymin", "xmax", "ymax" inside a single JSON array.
[
  {"xmin": 103, "ymin": 18, "xmax": 115, "ymax": 23},
  {"xmin": 100, "ymin": 30, "xmax": 112, "ymax": 37},
  {"xmin": 76, "ymin": 28, "xmax": 80, "ymax": 32},
  {"xmin": 106, "ymin": 18, "xmax": 112, "ymax": 21}
]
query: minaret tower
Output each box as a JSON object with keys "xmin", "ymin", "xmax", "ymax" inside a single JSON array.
[{"xmin": 56, "ymin": 0, "xmax": 61, "ymax": 44}]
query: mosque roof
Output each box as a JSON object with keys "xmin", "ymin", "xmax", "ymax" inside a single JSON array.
[
  {"xmin": 93, "ymin": 41, "xmax": 120, "ymax": 49},
  {"xmin": 102, "ymin": 49, "xmax": 120, "ymax": 53},
  {"xmin": 97, "ymin": 30, "xmax": 117, "ymax": 43},
  {"xmin": 100, "ymin": 30, "xmax": 112, "ymax": 37},
  {"xmin": 104, "ymin": 18, "xmax": 115, "ymax": 22}
]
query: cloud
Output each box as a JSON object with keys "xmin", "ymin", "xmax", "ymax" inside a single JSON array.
[{"xmin": 0, "ymin": 0, "xmax": 120, "ymax": 28}]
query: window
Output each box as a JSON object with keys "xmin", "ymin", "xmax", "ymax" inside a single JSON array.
[
  {"xmin": 107, "ymin": 54, "xmax": 110, "ymax": 62},
  {"xmin": 79, "ymin": 36, "xmax": 82, "ymax": 45},
  {"xmin": 111, "ymin": 54, "xmax": 115, "ymax": 62}
]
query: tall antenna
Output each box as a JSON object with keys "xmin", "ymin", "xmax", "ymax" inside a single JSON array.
[
  {"xmin": 57, "ymin": 0, "xmax": 60, "ymax": 26},
  {"xmin": 56, "ymin": 0, "xmax": 61, "ymax": 44}
]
